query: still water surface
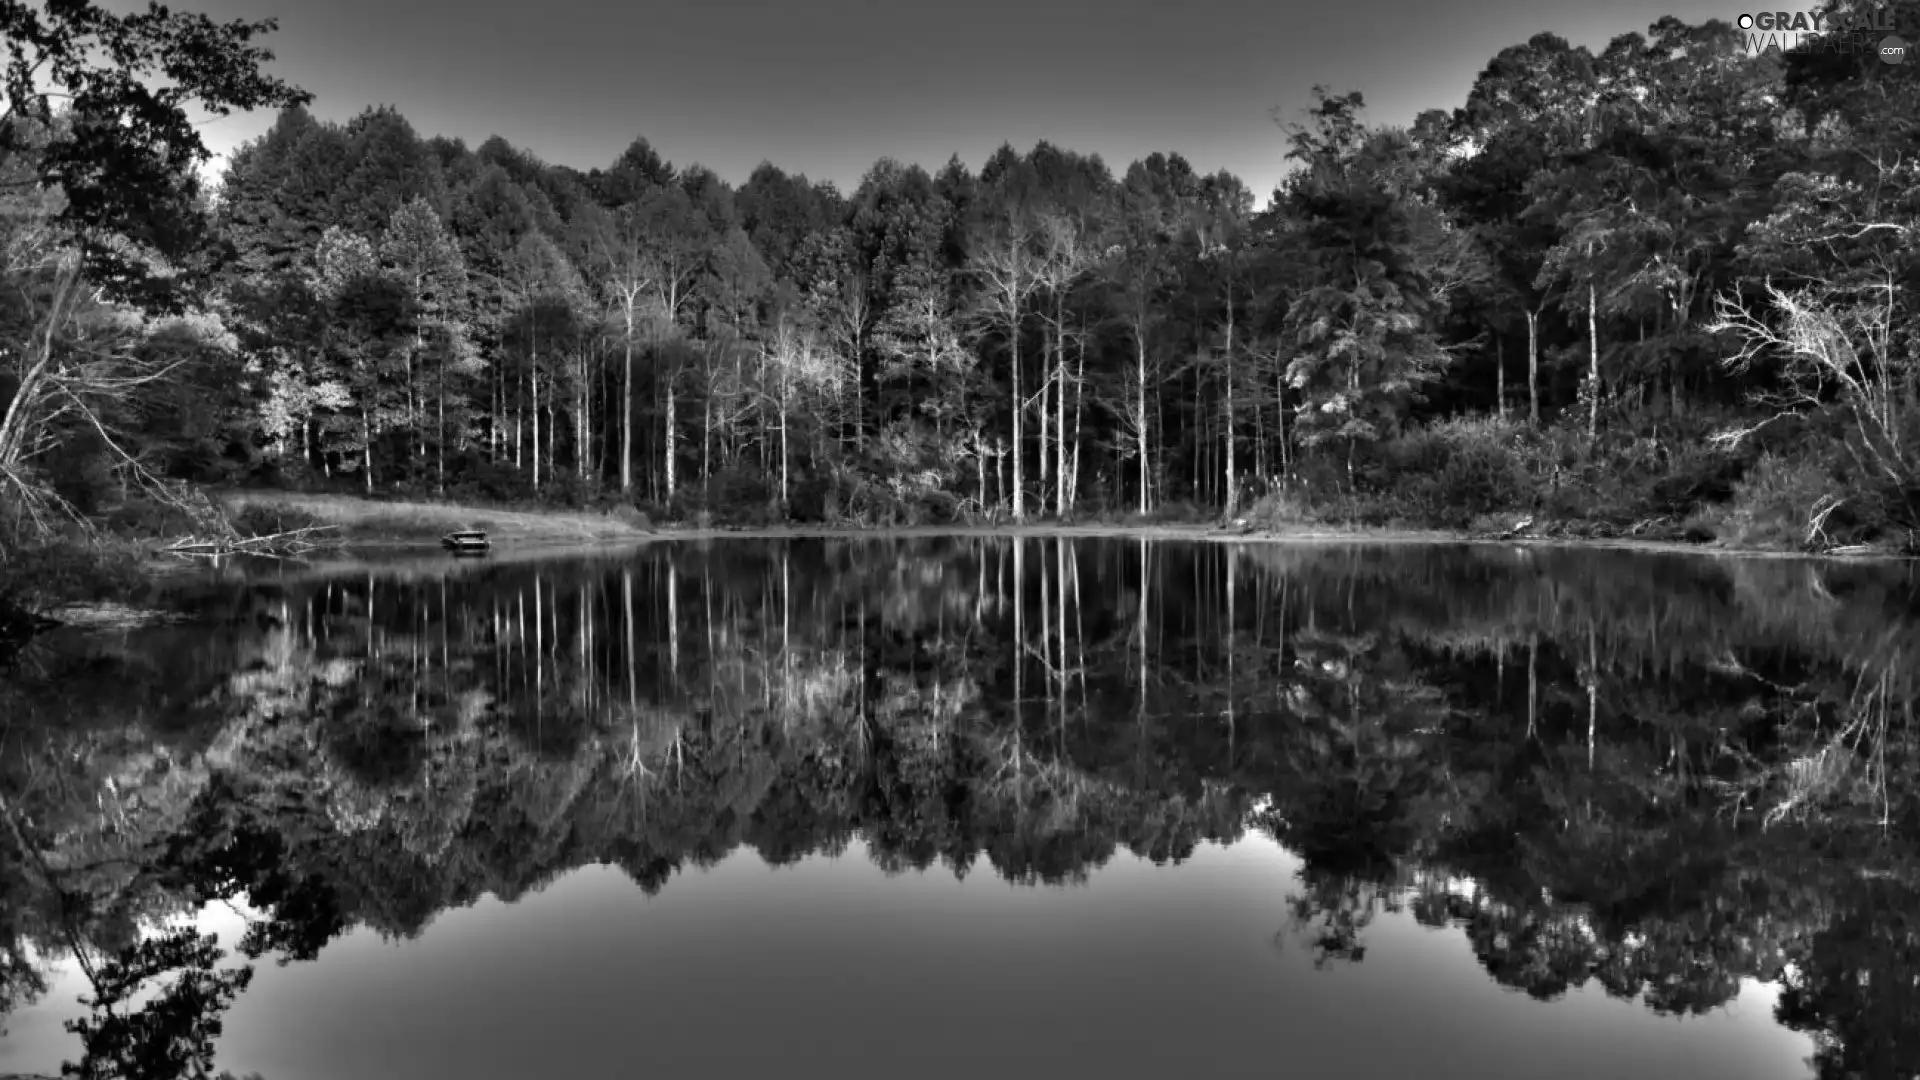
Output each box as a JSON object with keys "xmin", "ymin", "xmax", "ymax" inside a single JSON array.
[{"xmin": 0, "ymin": 538, "xmax": 1915, "ymax": 1079}]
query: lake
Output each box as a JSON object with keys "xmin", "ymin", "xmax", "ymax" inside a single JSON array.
[{"xmin": 0, "ymin": 537, "xmax": 1915, "ymax": 1080}]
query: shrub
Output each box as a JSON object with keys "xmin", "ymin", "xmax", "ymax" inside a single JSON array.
[
  {"xmin": 242, "ymin": 457, "xmax": 295, "ymax": 490},
  {"xmin": 703, "ymin": 466, "xmax": 776, "ymax": 524},
  {"xmin": 444, "ymin": 451, "xmax": 524, "ymax": 503},
  {"xmin": 825, "ymin": 468, "xmax": 937, "ymax": 527},
  {"xmin": 665, "ymin": 488, "xmax": 704, "ymax": 524},
  {"xmin": 609, "ymin": 504, "xmax": 652, "ymax": 531},
  {"xmin": 1244, "ymin": 488, "xmax": 1317, "ymax": 529},
  {"xmin": 1142, "ymin": 499, "xmax": 1209, "ymax": 525},
  {"xmin": 1679, "ymin": 504, "xmax": 1726, "ymax": 543},
  {"xmin": 1646, "ymin": 441, "xmax": 1745, "ymax": 515},
  {"xmin": 787, "ymin": 474, "xmax": 832, "ymax": 523},
  {"xmin": 533, "ymin": 471, "xmax": 601, "ymax": 509},
  {"xmin": 1379, "ymin": 417, "xmax": 1533, "ymax": 528},
  {"xmin": 1719, "ymin": 452, "xmax": 1851, "ymax": 550},
  {"xmin": 0, "ymin": 533, "xmax": 154, "ymax": 608}
]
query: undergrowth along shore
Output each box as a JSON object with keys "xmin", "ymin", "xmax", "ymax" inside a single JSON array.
[{"xmin": 1, "ymin": 466, "xmax": 1910, "ymax": 619}]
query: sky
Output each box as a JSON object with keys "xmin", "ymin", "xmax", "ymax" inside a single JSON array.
[{"xmin": 126, "ymin": 0, "xmax": 1746, "ymax": 206}]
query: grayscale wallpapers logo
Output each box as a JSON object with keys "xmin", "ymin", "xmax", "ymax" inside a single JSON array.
[{"xmin": 1735, "ymin": 9, "xmax": 1905, "ymax": 62}]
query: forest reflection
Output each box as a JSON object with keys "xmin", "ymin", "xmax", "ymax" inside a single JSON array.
[{"xmin": 1, "ymin": 538, "xmax": 1916, "ymax": 1078}]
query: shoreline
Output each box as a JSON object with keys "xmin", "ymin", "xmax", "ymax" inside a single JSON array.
[
  {"xmin": 205, "ymin": 491, "xmax": 1915, "ymax": 563},
  {"xmin": 32, "ymin": 520, "xmax": 1906, "ymax": 631},
  {"xmin": 640, "ymin": 525, "xmax": 1906, "ymax": 560},
  {"xmin": 219, "ymin": 520, "xmax": 1915, "ymax": 563}
]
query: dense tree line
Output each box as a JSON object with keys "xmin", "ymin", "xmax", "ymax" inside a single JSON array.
[{"xmin": 2, "ymin": 1, "xmax": 1917, "ymax": 546}]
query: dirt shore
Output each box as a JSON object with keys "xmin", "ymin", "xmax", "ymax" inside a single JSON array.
[{"xmin": 204, "ymin": 490, "xmax": 1915, "ymax": 565}]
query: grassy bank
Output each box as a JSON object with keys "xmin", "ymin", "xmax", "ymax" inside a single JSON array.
[
  {"xmin": 213, "ymin": 490, "xmax": 657, "ymax": 546},
  {"xmin": 183, "ymin": 489, "xmax": 1920, "ymax": 561},
  {"xmin": 2, "ymin": 490, "xmax": 658, "ymax": 620},
  {"xmin": 200, "ymin": 492, "xmax": 1912, "ymax": 564}
]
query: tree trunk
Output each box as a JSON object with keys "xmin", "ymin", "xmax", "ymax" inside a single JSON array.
[
  {"xmin": 410, "ymin": 298, "xmax": 425, "ymax": 471},
  {"xmin": 586, "ymin": 340, "xmax": 595, "ymax": 482},
  {"xmin": 0, "ymin": 356, "xmax": 51, "ymax": 468},
  {"xmin": 1054, "ymin": 348, "xmax": 1067, "ymax": 517},
  {"xmin": 1496, "ymin": 333, "xmax": 1507, "ymax": 421},
  {"xmin": 1053, "ymin": 292, "xmax": 1066, "ymax": 519},
  {"xmin": 1587, "ymin": 277, "xmax": 1600, "ymax": 447},
  {"xmin": 576, "ymin": 337, "xmax": 587, "ymax": 482},
  {"xmin": 1193, "ymin": 370, "xmax": 1204, "ymax": 503},
  {"xmin": 1012, "ymin": 313, "xmax": 1024, "ymax": 522},
  {"xmin": 1223, "ymin": 283, "xmax": 1237, "ymax": 518},
  {"xmin": 1277, "ymin": 368, "xmax": 1289, "ymax": 476},
  {"xmin": 1069, "ymin": 321, "xmax": 1086, "ymax": 513},
  {"xmin": 622, "ymin": 305, "xmax": 635, "ymax": 493},
  {"xmin": 1044, "ymin": 332, "xmax": 1059, "ymax": 495},
  {"xmin": 851, "ymin": 325, "xmax": 865, "ymax": 454},
  {"xmin": 1135, "ymin": 324, "xmax": 1149, "ymax": 515},
  {"xmin": 665, "ymin": 363, "xmax": 677, "ymax": 502},
  {"xmin": 1526, "ymin": 308, "xmax": 1540, "ymax": 426},
  {"xmin": 0, "ymin": 283, "xmax": 75, "ymax": 470},
  {"xmin": 976, "ymin": 433, "xmax": 987, "ymax": 511},
  {"xmin": 998, "ymin": 438, "xmax": 1008, "ymax": 510}
]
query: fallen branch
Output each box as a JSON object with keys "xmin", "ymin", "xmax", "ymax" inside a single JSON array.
[
  {"xmin": 1806, "ymin": 494, "xmax": 1845, "ymax": 549},
  {"xmin": 160, "ymin": 524, "xmax": 342, "ymax": 557}
]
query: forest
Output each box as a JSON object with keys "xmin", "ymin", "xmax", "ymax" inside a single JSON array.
[{"xmin": 0, "ymin": 0, "xmax": 1917, "ymax": 561}]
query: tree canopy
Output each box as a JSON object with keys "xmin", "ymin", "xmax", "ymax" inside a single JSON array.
[{"xmin": 3, "ymin": 0, "xmax": 1917, "ymax": 554}]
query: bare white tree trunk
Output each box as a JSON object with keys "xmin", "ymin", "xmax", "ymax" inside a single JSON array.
[
  {"xmin": 1587, "ymin": 276, "xmax": 1600, "ymax": 446},
  {"xmin": 622, "ymin": 305, "xmax": 635, "ymax": 492},
  {"xmin": 1055, "ymin": 329, "xmax": 1066, "ymax": 518},
  {"xmin": 1223, "ymin": 285, "xmax": 1237, "ymax": 518},
  {"xmin": 664, "ymin": 364, "xmax": 677, "ymax": 501},
  {"xmin": 1136, "ymin": 332, "xmax": 1149, "ymax": 514}
]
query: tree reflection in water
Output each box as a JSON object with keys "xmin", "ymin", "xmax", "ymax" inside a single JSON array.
[{"xmin": 0, "ymin": 538, "xmax": 1915, "ymax": 1078}]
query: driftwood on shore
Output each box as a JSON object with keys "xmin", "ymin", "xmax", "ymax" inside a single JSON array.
[
  {"xmin": 160, "ymin": 525, "xmax": 342, "ymax": 558},
  {"xmin": 441, "ymin": 529, "xmax": 491, "ymax": 553}
]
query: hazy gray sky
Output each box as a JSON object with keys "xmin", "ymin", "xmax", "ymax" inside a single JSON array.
[{"xmin": 140, "ymin": 0, "xmax": 1742, "ymax": 202}]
